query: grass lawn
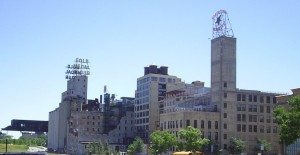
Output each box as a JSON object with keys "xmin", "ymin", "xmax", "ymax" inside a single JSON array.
[{"xmin": 0, "ymin": 144, "xmax": 28, "ymax": 152}]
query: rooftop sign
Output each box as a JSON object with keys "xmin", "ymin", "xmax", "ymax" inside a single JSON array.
[{"xmin": 65, "ymin": 58, "xmax": 90, "ymax": 79}]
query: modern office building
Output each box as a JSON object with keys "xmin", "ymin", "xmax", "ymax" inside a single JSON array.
[{"xmin": 134, "ymin": 65, "xmax": 181, "ymax": 143}]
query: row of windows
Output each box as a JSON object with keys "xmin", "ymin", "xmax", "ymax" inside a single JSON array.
[
  {"xmin": 237, "ymin": 104, "xmax": 271, "ymax": 113},
  {"xmin": 134, "ymin": 104, "xmax": 149, "ymax": 111},
  {"xmin": 136, "ymin": 83, "xmax": 149, "ymax": 91},
  {"xmin": 135, "ymin": 125, "xmax": 149, "ymax": 132},
  {"xmin": 86, "ymin": 115, "xmax": 102, "ymax": 119},
  {"xmin": 124, "ymin": 120, "xmax": 133, "ymax": 124},
  {"xmin": 136, "ymin": 90, "xmax": 150, "ymax": 98},
  {"xmin": 237, "ymin": 124, "xmax": 277, "ymax": 133},
  {"xmin": 77, "ymin": 78, "xmax": 86, "ymax": 82},
  {"xmin": 118, "ymin": 126, "xmax": 134, "ymax": 131},
  {"xmin": 161, "ymin": 120, "xmax": 219, "ymax": 130},
  {"xmin": 237, "ymin": 94, "xmax": 276, "ymax": 104},
  {"xmin": 135, "ymin": 111, "xmax": 149, "ymax": 117},
  {"xmin": 135, "ymin": 97, "xmax": 150, "ymax": 104},
  {"xmin": 86, "ymin": 121, "xmax": 101, "ymax": 126},
  {"xmin": 86, "ymin": 128, "xmax": 100, "ymax": 132},
  {"xmin": 70, "ymin": 90, "xmax": 85, "ymax": 95},
  {"xmin": 137, "ymin": 77, "xmax": 176, "ymax": 85},
  {"xmin": 135, "ymin": 118, "xmax": 149, "ymax": 124},
  {"xmin": 237, "ymin": 114, "xmax": 275, "ymax": 123}
]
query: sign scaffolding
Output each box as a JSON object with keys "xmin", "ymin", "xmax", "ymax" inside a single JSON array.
[{"xmin": 212, "ymin": 10, "xmax": 234, "ymax": 39}]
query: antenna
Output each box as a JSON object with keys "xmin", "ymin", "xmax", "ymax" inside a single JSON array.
[
  {"xmin": 104, "ymin": 85, "xmax": 108, "ymax": 93},
  {"xmin": 212, "ymin": 10, "xmax": 234, "ymax": 39}
]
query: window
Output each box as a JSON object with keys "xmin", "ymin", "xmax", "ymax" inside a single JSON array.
[
  {"xmin": 224, "ymin": 144, "xmax": 227, "ymax": 149},
  {"xmin": 151, "ymin": 77, "xmax": 157, "ymax": 81},
  {"xmin": 224, "ymin": 123, "xmax": 227, "ymax": 129},
  {"xmin": 259, "ymin": 115, "xmax": 264, "ymax": 123},
  {"xmin": 267, "ymin": 96, "xmax": 271, "ymax": 103},
  {"xmin": 253, "ymin": 125, "xmax": 257, "ymax": 132},
  {"xmin": 253, "ymin": 115, "xmax": 257, "ymax": 122},
  {"xmin": 237, "ymin": 104, "xmax": 241, "ymax": 111},
  {"xmin": 237, "ymin": 94, "xmax": 241, "ymax": 101},
  {"xmin": 273, "ymin": 126, "xmax": 277, "ymax": 133},
  {"xmin": 249, "ymin": 105, "xmax": 257, "ymax": 112},
  {"xmin": 224, "ymin": 113, "xmax": 227, "ymax": 118},
  {"xmin": 266, "ymin": 116, "xmax": 271, "ymax": 123},
  {"xmin": 254, "ymin": 95, "xmax": 257, "ymax": 102},
  {"xmin": 237, "ymin": 114, "xmax": 241, "ymax": 121},
  {"xmin": 253, "ymin": 105, "xmax": 257, "ymax": 112},
  {"xmin": 224, "ymin": 102, "xmax": 227, "ymax": 108},
  {"xmin": 249, "ymin": 125, "xmax": 253, "ymax": 132},
  {"xmin": 260, "ymin": 96, "xmax": 264, "ymax": 103},
  {"xmin": 267, "ymin": 106, "xmax": 271, "ymax": 113},
  {"xmin": 180, "ymin": 120, "xmax": 182, "ymax": 128},
  {"xmin": 208, "ymin": 121, "xmax": 211, "ymax": 129},
  {"xmin": 224, "ymin": 134, "xmax": 227, "ymax": 140},
  {"xmin": 242, "ymin": 94, "xmax": 246, "ymax": 101},
  {"xmin": 260, "ymin": 105, "xmax": 264, "ymax": 113},
  {"xmin": 267, "ymin": 126, "xmax": 271, "ymax": 133},
  {"xmin": 215, "ymin": 121, "xmax": 218, "ymax": 129},
  {"xmin": 208, "ymin": 132, "xmax": 211, "ymax": 140},
  {"xmin": 159, "ymin": 78, "xmax": 166, "ymax": 82},
  {"xmin": 273, "ymin": 97, "xmax": 277, "ymax": 104},
  {"xmin": 249, "ymin": 95, "xmax": 253, "ymax": 102},
  {"xmin": 224, "ymin": 82, "xmax": 227, "ymax": 88},
  {"xmin": 194, "ymin": 120, "xmax": 197, "ymax": 128},
  {"xmin": 224, "ymin": 93, "xmax": 227, "ymax": 98},
  {"xmin": 215, "ymin": 132, "xmax": 218, "ymax": 141},
  {"xmin": 201, "ymin": 120, "xmax": 204, "ymax": 129},
  {"xmin": 242, "ymin": 124, "xmax": 246, "ymax": 132},
  {"xmin": 249, "ymin": 115, "xmax": 252, "ymax": 122},
  {"xmin": 237, "ymin": 124, "xmax": 241, "ymax": 132},
  {"xmin": 260, "ymin": 125, "xmax": 264, "ymax": 133},
  {"xmin": 186, "ymin": 120, "xmax": 190, "ymax": 127},
  {"xmin": 241, "ymin": 104, "xmax": 246, "ymax": 111},
  {"xmin": 242, "ymin": 114, "xmax": 246, "ymax": 122}
]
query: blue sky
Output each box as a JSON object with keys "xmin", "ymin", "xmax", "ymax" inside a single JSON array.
[{"xmin": 1, "ymin": 1, "xmax": 299, "ymax": 138}]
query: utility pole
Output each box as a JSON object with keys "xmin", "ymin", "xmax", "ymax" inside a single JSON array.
[{"xmin": 6, "ymin": 138, "xmax": 8, "ymax": 152}]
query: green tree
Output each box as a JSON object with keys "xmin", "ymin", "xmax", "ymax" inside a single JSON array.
[
  {"xmin": 127, "ymin": 137, "xmax": 145, "ymax": 155},
  {"xmin": 150, "ymin": 130, "xmax": 177, "ymax": 155},
  {"xmin": 256, "ymin": 138, "xmax": 271, "ymax": 153},
  {"xmin": 273, "ymin": 94, "xmax": 300, "ymax": 145},
  {"xmin": 86, "ymin": 141, "xmax": 118, "ymax": 155},
  {"xmin": 178, "ymin": 126, "xmax": 209, "ymax": 154},
  {"xmin": 228, "ymin": 137, "xmax": 245, "ymax": 154}
]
